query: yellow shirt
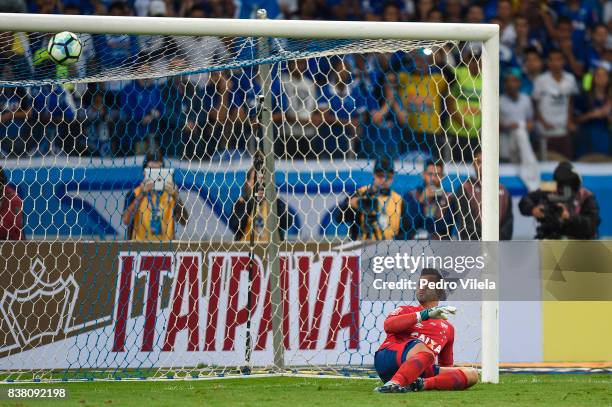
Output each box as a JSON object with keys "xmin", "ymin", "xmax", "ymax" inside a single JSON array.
[
  {"xmin": 355, "ymin": 186, "xmax": 404, "ymax": 240},
  {"xmin": 399, "ymin": 71, "xmax": 447, "ymax": 134},
  {"xmin": 239, "ymin": 201, "xmax": 271, "ymax": 243},
  {"xmin": 128, "ymin": 186, "xmax": 177, "ymax": 241}
]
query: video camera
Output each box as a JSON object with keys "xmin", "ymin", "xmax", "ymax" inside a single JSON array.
[{"xmin": 536, "ymin": 185, "xmax": 574, "ymax": 239}]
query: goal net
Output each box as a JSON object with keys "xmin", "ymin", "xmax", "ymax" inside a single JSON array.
[{"xmin": 0, "ymin": 15, "xmax": 499, "ymax": 382}]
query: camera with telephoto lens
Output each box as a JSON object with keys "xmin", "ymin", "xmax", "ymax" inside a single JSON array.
[
  {"xmin": 535, "ymin": 185, "xmax": 575, "ymax": 239},
  {"xmin": 359, "ymin": 191, "xmax": 379, "ymax": 224}
]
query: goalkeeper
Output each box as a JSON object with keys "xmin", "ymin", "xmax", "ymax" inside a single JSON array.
[{"xmin": 374, "ymin": 268, "xmax": 478, "ymax": 393}]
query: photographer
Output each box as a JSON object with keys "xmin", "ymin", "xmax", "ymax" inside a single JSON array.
[
  {"xmin": 458, "ymin": 149, "xmax": 513, "ymax": 240},
  {"xmin": 519, "ymin": 162, "xmax": 600, "ymax": 239},
  {"xmin": 404, "ymin": 160, "xmax": 458, "ymax": 240},
  {"xmin": 122, "ymin": 151, "xmax": 188, "ymax": 241},
  {"xmin": 333, "ymin": 158, "xmax": 410, "ymax": 240},
  {"xmin": 229, "ymin": 154, "xmax": 295, "ymax": 242}
]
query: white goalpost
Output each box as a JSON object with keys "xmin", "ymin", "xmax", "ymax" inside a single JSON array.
[{"xmin": 0, "ymin": 12, "xmax": 499, "ymax": 383}]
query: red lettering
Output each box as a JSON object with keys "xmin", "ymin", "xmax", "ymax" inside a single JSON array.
[
  {"xmin": 163, "ymin": 255, "xmax": 201, "ymax": 351},
  {"xmin": 204, "ymin": 255, "xmax": 224, "ymax": 351},
  {"xmin": 299, "ymin": 255, "xmax": 333, "ymax": 350},
  {"xmin": 326, "ymin": 255, "xmax": 359, "ymax": 349},
  {"xmin": 255, "ymin": 255, "xmax": 289, "ymax": 350},
  {"xmin": 113, "ymin": 255, "xmax": 135, "ymax": 352},
  {"xmin": 140, "ymin": 255, "xmax": 172, "ymax": 352},
  {"xmin": 223, "ymin": 256, "xmax": 261, "ymax": 351}
]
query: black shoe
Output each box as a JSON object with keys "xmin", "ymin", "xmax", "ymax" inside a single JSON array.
[
  {"xmin": 408, "ymin": 377, "xmax": 425, "ymax": 392},
  {"xmin": 374, "ymin": 382, "xmax": 409, "ymax": 393}
]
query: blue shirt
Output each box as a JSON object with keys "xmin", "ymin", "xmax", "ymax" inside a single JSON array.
[
  {"xmin": 31, "ymin": 85, "xmax": 75, "ymax": 121},
  {"xmin": 94, "ymin": 34, "xmax": 139, "ymax": 69},
  {"xmin": 0, "ymin": 88, "xmax": 29, "ymax": 138},
  {"xmin": 235, "ymin": 0, "xmax": 281, "ymax": 19},
  {"xmin": 120, "ymin": 80, "xmax": 164, "ymax": 121},
  {"xmin": 120, "ymin": 80, "xmax": 164, "ymax": 140},
  {"xmin": 318, "ymin": 83, "xmax": 363, "ymax": 122}
]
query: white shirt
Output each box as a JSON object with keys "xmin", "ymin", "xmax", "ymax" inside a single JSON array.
[
  {"xmin": 501, "ymin": 23, "xmax": 517, "ymax": 47},
  {"xmin": 281, "ymin": 73, "xmax": 318, "ymax": 137},
  {"xmin": 532, "ymin": 71, "xmax": 578, "ymax": 137},
  {"xmin": 500, "ymin": 92, "xmax": 533, "ymax": 127},
  {"xmin": 174, "ymin": 36, "xmax": 228, "ymax": 87}
]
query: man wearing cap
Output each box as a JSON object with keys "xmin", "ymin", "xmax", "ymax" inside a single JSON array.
[
  {"xmin": 500, "ymin": 68, "xmax": 540, "ymax": 191},
  {"xmin": 519, "ymin": 161, "xmax": 600, "ymax": 239},
  {"xmin": 333, "ymin": 158, "xmax": 411, "ymax": 240}
]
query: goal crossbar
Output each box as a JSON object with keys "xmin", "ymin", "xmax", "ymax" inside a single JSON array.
[{"xmin": 0, "ymin": 13, "xmax": 498, "ymax": 41}]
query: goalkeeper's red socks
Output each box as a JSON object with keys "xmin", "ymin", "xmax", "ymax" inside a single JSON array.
[
  {"xmin": 424, "ymin": 369, "xmax": 468, "ymax": 390},
  {"xmin": 390, "ymin": 351, "xmax": 435, "ymax": 387}
]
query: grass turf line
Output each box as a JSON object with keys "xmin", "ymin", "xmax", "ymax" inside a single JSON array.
[{"xmin": 1, "ymin": 374, "xmax": 610, "ymax": 407}]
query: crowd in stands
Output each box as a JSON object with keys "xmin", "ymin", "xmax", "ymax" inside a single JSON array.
[{"xmin": 0, "ymin": 0, "xmax": 609, "ymax": 163}]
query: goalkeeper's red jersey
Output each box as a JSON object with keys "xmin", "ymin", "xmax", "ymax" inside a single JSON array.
[{"xmin": 379, "ymin": 305, "xmax": 455, "ymax": 366}]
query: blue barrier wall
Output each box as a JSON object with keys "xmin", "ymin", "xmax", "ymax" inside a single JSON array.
[{"xmin": 4, "ymin": 163, "xmax": 611, "ymax": 239}]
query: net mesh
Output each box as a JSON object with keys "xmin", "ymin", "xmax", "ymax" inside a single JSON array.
[{"xmin": 0, "ymin": 28, "xmax": 488, "ymax": 381}]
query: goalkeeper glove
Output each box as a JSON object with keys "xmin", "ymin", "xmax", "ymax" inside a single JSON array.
[{"xmin": 417, "ymin": 306, "xmax": 457, "ymax": 322}]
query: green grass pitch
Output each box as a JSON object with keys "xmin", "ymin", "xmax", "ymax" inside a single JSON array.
[{"xmin": 1, "ymin": 374, "xmax": 610, "ymax": 407}]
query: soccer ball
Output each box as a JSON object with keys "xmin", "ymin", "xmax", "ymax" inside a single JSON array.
[{"xmin": 47, "ymin": 31, "xmax": 82, "ymax": 65}]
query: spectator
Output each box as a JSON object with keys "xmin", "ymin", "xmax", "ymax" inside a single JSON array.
[
  {"xmin": 533, "ymin": 49, "xmax": 579, "ymax": 160},
  {"xmin": 551, "ymin": 16, "xmax": 585, "ymax": 78},
  {"xmin": 318, "ymin": 59, "xmax": 361, "ymax": 158},
  {"xmin": 465, "ymin": 4, "xmax": 484, "ymax": 24},
  {"xmin": 520, "ymin": 47, "xmax": 543, "ymax": 95},
  {"xmin": 574, "ymin": 66, "xmax": 612, "ymax": 158},
  {"xmin": 229, "ymin": 153, "xmax": 295, "ymax": 241},
  {"xmin": 92, "ymin": 1, "xmax": 140, "ymax": 103},
  {"xmin": 119, "ymin": 64, "xmax": 165, "ymax": 155},
  {"xmin": 584, "ymin": 24, "xmax": 609, "ymax": 72},
  {"xmin": 122, "ymin": 150, "xmax": 188, "ymax": 241},
  {"xmin": 399, "ymin": 50, "xmax": 448, "ymax": 159},
  {"xmin": 404, "ymin": 159, "xmax": 458, "ymax": 240},
  {"xmin": 513, "ymin": 16, "xmax": 544, "ymax": 64},
  {"xmin": 182, "ymin": 71, "xmax": 232, "ymax": 159},
  {"xmin": 279, "ymin": 0, "xmax": 299, "ymax": 19},
  {"xmin": 174, "ymin": 4, "xmax": 228, "ymax": 87},
  {"xmin": 30, "ymin": 84, "xmax": 82, "ymax": 156},
  {"xmin": 275, "ymin": 59, "xmax": 322, "ymax": 159},
  {"xmin": 0, "ymin": 167, "xmax": 24, "ymax": 241},
  {"xmin": 458, "ymin": 149, "xmax": 513, "ymax": 240},
  {"xmin": 519, "ymin": 161, "xmax": 599, "ymax": 239},
  {"xmin": 427, "ymin": 8, "xmax": 443, "ymax": 23},
  {"xmin": 500, "ymin": 69, "xmax": 540, "ymax": 191},
  {"xmin": 136, "ymin": 1, "xmax": 179, "ymax": 65},
  {"xmin": 333, "ymin": 157, "xmax": 411, "ymax": 240},
  {"xmin": 160, "ymin": 56, "xmax": 190, "ymax": 158},
  {"xmin": 446, "ymin": 46, "xmax": 482, "ymax": 162},
  {"xmin": 359, "ymin": 69, "xmax": 409, "ymax": 159},
  {"xmin": 381, "ymin": 1, "xmax": 401, "ymax": 22},
  {"xmin": 443, "ymin": 0, "xmax": 463, "ymax": 23},
  {"xmin": 497, "ymin": 0, "xmax": 517, "ymax": 47},
  {"xmin": 93, "ymin": 1, "xmax": 139, "ymax": 71},
  {"xmin": 0, "ymin": 85, "xmax": 31, "ymax": 158},
  {"xmin": 226, "ymin": 67, "xmax": 262, "ymax": 154},
  {"xmin": 415, "ymin": 0, "xmax": 434, "ymax": 22},
  {"xmin": 363, "ymin": 0, "xmax": 406, "ymax": 21},
  {"xmin": 84, "ymin": 91, "xmax": 113, "ymax": 157},
  {"xmin": 550, "ymin": 0, "xmax": 597, "ymax": 43}
]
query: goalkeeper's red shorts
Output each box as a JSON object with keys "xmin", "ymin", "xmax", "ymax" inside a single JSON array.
[{"xmin": 374, "ymin": 339, "xmax": 440, "ymax": 383}]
